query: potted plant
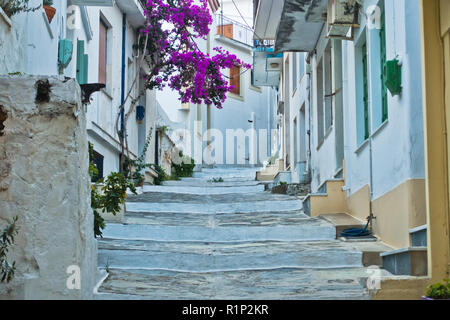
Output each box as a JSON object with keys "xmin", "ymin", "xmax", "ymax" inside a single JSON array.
[
  {"xmin": 42, "ymin": 0, "xmax": 55, "ymax": 23},
  {"xmin": 423, "ymin": 279, "xmax": 450, "ymax": 300}
]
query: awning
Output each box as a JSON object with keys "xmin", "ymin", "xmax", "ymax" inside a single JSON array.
[{"xmin": 274, "ymin": 0, "xmax": 328, "ymax": 52}]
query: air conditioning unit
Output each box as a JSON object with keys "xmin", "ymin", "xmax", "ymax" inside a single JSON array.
[
  {"xmin": 266, "ymin": 53, "xmax": 283, "ymax": 72},
  {"xmin": 327, "ymin": 0, "xmax": 361, "ymax": 39}
]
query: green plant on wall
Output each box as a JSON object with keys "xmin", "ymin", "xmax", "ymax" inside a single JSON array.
[
  {"xmin": 89, "ymin": 143, "xmax": 136, "ymax": 238},
  {"xmin": 172, "ymin": 150, "xmax": 195, "ymax": 178},
  {"xmin": 425, "ymin": 279, "xmax": 450, "ymax": 300},
  {"xmin": 0, "ymin": 0, "xmax": 41, "ymax": 17},
  {"xmin": 150, "ymin": 164, "xmax": 169, "ymax": 185},
  {"xmin": 1, "ymin": 216, "xmax": 19, "ymax": 283}
]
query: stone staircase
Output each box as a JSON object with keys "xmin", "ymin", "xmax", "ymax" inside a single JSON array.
[{"xmin": 95, "ymin": 167, "xmax": 392, "ymax": 300}]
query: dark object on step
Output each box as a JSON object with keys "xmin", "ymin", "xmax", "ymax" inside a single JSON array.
[{"xmin": 340, "ymin": 219, "xmax": 371, "ymax": 238}]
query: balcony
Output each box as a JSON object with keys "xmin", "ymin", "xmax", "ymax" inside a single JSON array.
[{"xmin": 215, "ymin": 14, "xmax": 253, "ymax": 48}]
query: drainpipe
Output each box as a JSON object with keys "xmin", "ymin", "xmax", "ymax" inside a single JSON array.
[
  {"xmin": 368, "ymin": 126, "xmax": 376, "ymax": 230},
  {"xmin": 117, "ymin": 13, "xmax": 127, "ymax": 172},
  {"xmin": 120, "ymin": 14, "xmax": 126, "ymax": 142}
]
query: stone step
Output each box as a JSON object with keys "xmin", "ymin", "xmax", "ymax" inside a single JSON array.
[
  {"xmin": 126, "ymin": 191, "xmax": 295, "ymax": 204},
  {"xmin": 192, "ymin": 170, "xmax": 257, "ymax": 181},
  {"xmin": 98, "ymin": 239, "xmax": 364, "ymax": 272},
  {"xmin": 95, "ymin": 267, "xmax": 375, "ymax": 300},
  {"xmin": 101, "ymin": 217, "xmax": 336, "ymax": 242},
  {"xmin": 409, "ymin": 225, "xmax": 427, "ymax": 247},
  {"xmin": 381, "ymin": 247, "xmax": 428, "ymax": 276},
  {"xmin": 162, "ymin": 179, "xmax": 263, "ymax": 187},
  {"xmin": 125, "ymin": 197, "xmax": 303, "ymax": 214},
  {"xmin": 142, "ymin": 184, "xmax": 265, "ymax": 195}
]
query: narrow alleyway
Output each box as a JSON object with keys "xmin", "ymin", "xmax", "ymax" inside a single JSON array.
[{"xmin": 96, "ymin": 167, "xmax": 387, "ymax": 300}]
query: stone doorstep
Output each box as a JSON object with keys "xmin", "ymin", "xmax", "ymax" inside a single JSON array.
[
  {"xmin": 320, "ymin": 213, "xmax": 395, "ymax": 267},
  {"xmin": 380, "ymin": 247, "xmax": 428, "ymax": 276},
  {"xmin": 256, "ymin": 172, "xmax": 277, "ymax": 181},
  {"xmin": 319, "ymin": 213, "xmax": 367, "ymax": 239}
]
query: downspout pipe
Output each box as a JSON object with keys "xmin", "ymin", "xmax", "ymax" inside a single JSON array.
[
  {"xmin": 119, "ymin": 13, "xmax": 126, "ymax": 172},
  {"xmin": 120, "ymin": 13, "xmax": 126, "ymax": 141}
]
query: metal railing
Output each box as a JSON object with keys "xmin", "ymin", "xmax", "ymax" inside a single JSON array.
[{"xmin": 215, "ymin": 14, "xmax": 254, "ymax": 47}]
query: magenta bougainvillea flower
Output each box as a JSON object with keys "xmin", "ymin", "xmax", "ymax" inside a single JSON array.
[{"xmin": 139, "ymin": 0, "xmax": 251, "ymax": 109}]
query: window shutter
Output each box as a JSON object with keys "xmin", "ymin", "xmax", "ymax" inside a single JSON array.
[
  {"xmin": 217, "ymin": 24, "xmax": 233, "ymax": 39},
  {"xmin": 99, "ymin": 21, "xmax": 107, "ymax": 85},
  {"xmin": 76, "ymin": 40, "xmax": 86, "ymax": 84},
  {"xmin": 83, "ymin": 53, "xmax": 89, "ymax": 84},
  {"xmin": 362, "ymin": 43, "xmax": 369, "ymax": 140},
  {"xmin": 230, "ymin": 66, "xmax": 240, "ymax": 95},
  {"xmin": 380, "ymin": 12, "xmax": 388, "ymax": 122}
]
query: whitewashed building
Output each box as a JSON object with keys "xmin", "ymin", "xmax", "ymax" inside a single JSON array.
[
  {"xmin": 158, "ymin": 0, "xmax": 273, "ymax": 167},
  {"xmin": 254, "ymin": 0, "xmax": 427, "ymax": 275},
  {"xmin": 0, "ymin": 0, "xmax": 174, "ymax": 180}
]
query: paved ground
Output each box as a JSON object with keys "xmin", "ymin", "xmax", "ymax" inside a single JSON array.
[{"xmin": 95, "ymin": 167, "xmax": 388, "ymax": 300}]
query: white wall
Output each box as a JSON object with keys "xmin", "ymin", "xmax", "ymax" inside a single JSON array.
[
  {"xmin": 0, "ymin": 0, "xmax": 68, "ymax": 75},
  {"xmin": 342, "ymin": 0, "xmax": 424, "ymax": 200}
]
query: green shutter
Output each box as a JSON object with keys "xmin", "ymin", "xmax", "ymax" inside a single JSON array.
[
  {"xmin": 76, "ymin": 40, "xmax": 89, "ymax": 85},
  {"xmin": 362, "ymin": 43, "xmax": 369, "ymax": 140},
  {"xmin": 380, "ymin": 12, "xmax": 388, "ymax": 122},
  {"xmin": 83, "ymin": 54, "xmax": 89, "ymax": 84}
]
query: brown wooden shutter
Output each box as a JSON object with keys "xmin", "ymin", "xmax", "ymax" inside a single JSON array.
[
  {"xmin": 230, "ymin": 66, "xmax": 240, "ymax": 95},
  {"xmin": 217, "ymin": 24, "xmax": 233, "ymax": 39},
  {"xmin": 99, "ymin": 21, "xmax": 107, "ymax": 85}
]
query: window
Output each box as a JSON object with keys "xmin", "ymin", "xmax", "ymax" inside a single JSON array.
[
  {"xmin": 92, "ymin": 150, "xmax": 104, "ymax": 182},
  {"xmin": 324, "ymin": 44, "xmax": 333, "ymax": 131},
  {"xmin": 362, "ymin": 43, "xmax": 370, "ymax": 141},
  {"xmin": 292, "ymin": 53, "xmax": 298, "ymax": 91},
  {"xmin": 316, "ymin": 57, "xmax": 324, "ymax": 143},
  {"xmin": 230, "ymin": 65, "xmax": 241, "ymax": 96},
  {"xmin": 99, "ymin": 19, "xmax": 108, "ymax": 85},
  {"xmin": 355, "ymin": 40, "xmax": 370, "ymax": 146},
  {"xmin": 316, "ymin": 43, "xmax": 333, "ymax": 146}
]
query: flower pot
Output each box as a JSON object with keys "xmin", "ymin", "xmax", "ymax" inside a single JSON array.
[{"xmin": 43, "ymin": 5, "xmax": 56, "ymax": 23}]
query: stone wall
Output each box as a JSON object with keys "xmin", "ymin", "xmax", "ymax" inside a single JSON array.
[{"xmin": 0, "ymin": 75, "xmax": 96, "ymax": 299}]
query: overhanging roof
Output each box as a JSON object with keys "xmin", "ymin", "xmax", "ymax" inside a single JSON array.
[
  {"xmin": 253, "ymin": 0, "xmax": 283, "ymax": 40},
  {"xmin": 274, "ymin": 0, "xmax": 328, "ymax": 52},
  {"xmin": 115, "ymin": 0, "xmax": 146, "ymax": 28}
]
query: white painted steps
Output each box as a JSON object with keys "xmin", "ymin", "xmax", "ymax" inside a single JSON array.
[
  {"xmin": 101, "ymin": 219, "xmax": 336, "ymax": 242},
  {"xmin": 143, "ymin": 184, "xmax": 265, "ymax": 194},
  {"xmin": 96, "ymin": 268, "xmax": 380, "ymax": 300},
  {"xmin": 98, "ymin": 239, "xmax": 363, "ymax": 272},
  {"xmin": 125, "ymin": 199, "xmax": 303, "ymax": 215},
  {"xmin": 96, "ymin": 167, "xmax": 377, "ymax": 299}
]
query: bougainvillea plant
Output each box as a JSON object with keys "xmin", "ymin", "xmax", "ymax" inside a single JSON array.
[{"xmin": 116, "ymin": 0, "xmax": 251, "ymax": 173}]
